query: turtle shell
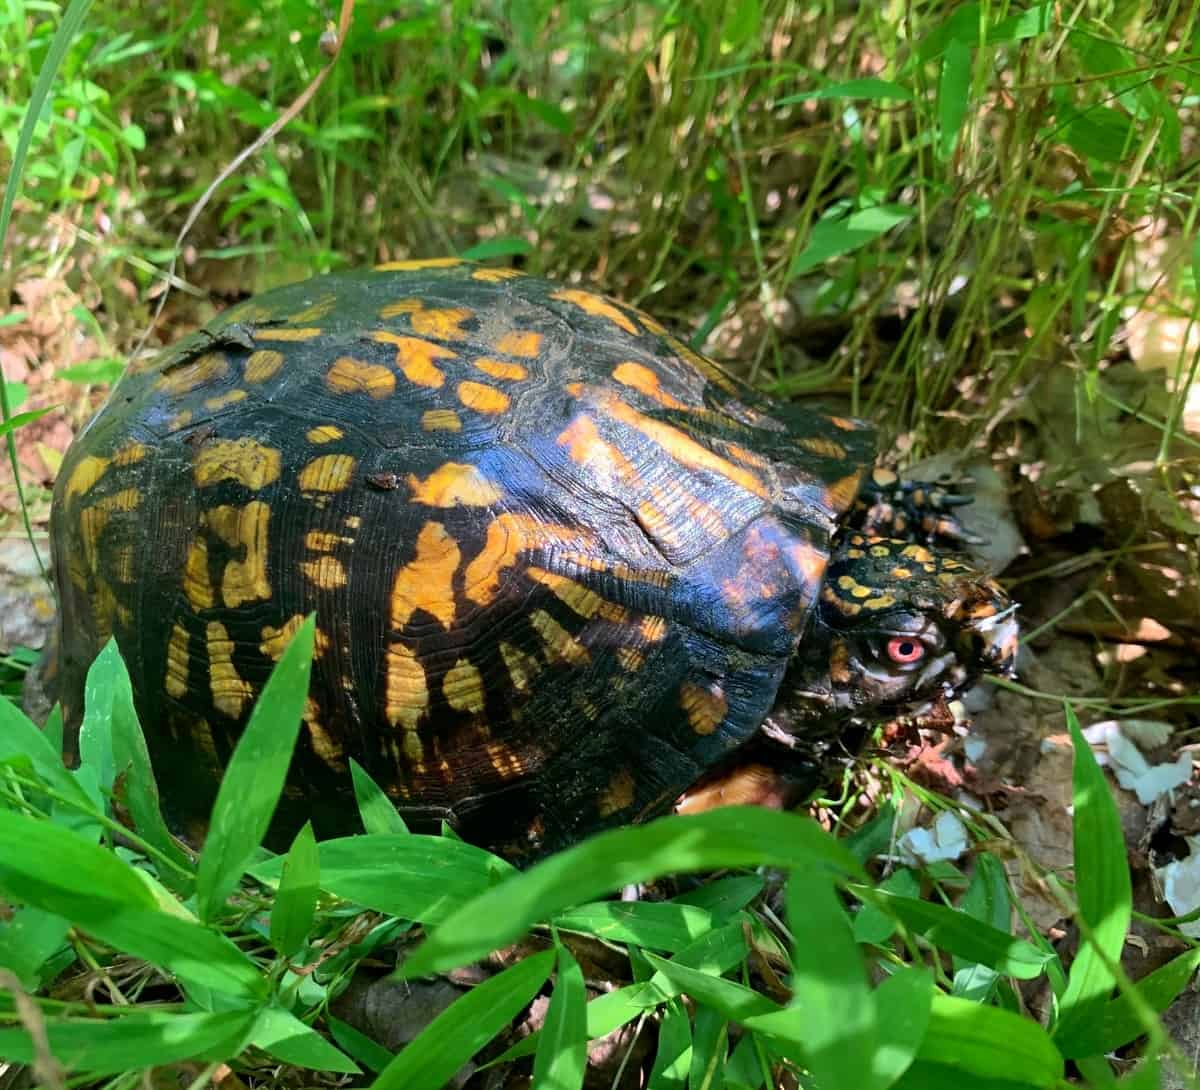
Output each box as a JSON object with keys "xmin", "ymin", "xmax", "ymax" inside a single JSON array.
[{"xmin": 48, "ymin": 259, "xmax": 875, "ymax": 858}]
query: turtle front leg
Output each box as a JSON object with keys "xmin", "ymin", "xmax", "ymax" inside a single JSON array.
[{"xmin": 853, "ymin": 467, "xmax": 984, "ymax": 546}]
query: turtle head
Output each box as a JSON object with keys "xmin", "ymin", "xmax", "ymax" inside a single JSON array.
[{"xmin": 783, "ymin": 534, "xmax": 1018, "ymax": 725}]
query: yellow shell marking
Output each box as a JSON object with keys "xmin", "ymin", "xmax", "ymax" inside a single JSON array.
[
  {"xmin": 305, "ymin": 530, "xmax": 346, "ymax": 552},
  {"xmin": 261, "ymin": 615, "xmax": 330, "ymax": 661},
  {"xmin": 592, "ymin": 392, "xmax": 768, "ymax": 499},
  {"xmin": 165, "ymin": 623, "xmax": 190, "ymax": 698},
  {"xmin": 421, "ymin": 409, "xmax": 462, "ymax": 432},
  {"xmin": 664, "ymin": 337, "xmax": 739, "ymax": 395},
  {"xmin": 184, "ymin": 536, "xmax": 215, "ymax": 610},
  {"xmin": 194, "ymin": 438, "xmax": 281, "ymax": 491},
  {"xmin": 298, "ymin": 454, "xmax": 356, "ymax": 492},
  {"xmin": 825, "ymin": 472, "xmax": 865, "ymax": 513},
  {"xmin": 530, "ymin": 609, "xmax": 590, "ymax": 666},
  {"xmin": 254, "ymin": 327, "xmax": 321, "ymax": 342},
  {"xmin": 616, "ymin": 647, "xmax": 644, "ymax": 672},
  {"xmin": 205, "ymin": 501, "xmax": 272, "ymax": 607},
  {"xmin": 863, "ymin": 594, "xmax": 897, "ymax": 610},
  {"xmin": 485, "ymin": 740, "xmax": 526, "ymax": 778},
  {"xmin": 204, "ymin": 390, "xmax": 248, "ymax": 412},
  {"xmin": 527, "ymin": 567, "xmax": 603, "ymax": 619},
  {"xmin": 597, "ymin": 768, "xmax": 636, "ymax": 817},
  {"xmin": 494, "ymin": 330, "xmax": 542, "ymax": 357},
  {"xmin": 409, "ymin": 462, "xmax": 503, "ymax": 508},
  {"xmin": 472, "ymin": 266, "xmax": 525, "ymax": 281},
  {"xmin": 464, "ymin": 514, "xmax": 588, "ymax": 606},
  {"xmin": 457, "ymin": 380, "xmax": 510, "ymax": 415},
  {"xmin": 206, "ymin": 621, "xmax": 254, "ymax": 719},
  {"xmin": 65, "ymin": 455, "xmax": 110, "ymax": 501},
  {"xmin": 679, "ymin": 681, "xmax": 728, "ymax": 736},
  {"xmin": 611, "ymin": 361, "xmax": 689, "ymax": 410},
  {"xmin": 443, "ymin": 658, "xmax": 486, "ymax": 714},
  {"xmin": 306, "ymin": 424, "xmax": 344, "ymax": 444},
  {"xmin": 391, "ymin": 521, "xmax": 460, "ymax": 630},
  {"xmin": 799, "ymin": 435, "xmax": 848, "ymax": 460},
  {"xmin": 385, "ymin": 641, "xmax": 429, "ymax": 735},
  {"xmin": 326, "ymin": 356, "xmax": 396, "ymax": 399},
  {"xmin": 375, "ymin": 257, "xmax": 464, "ymax": 271},
  {"xmin": 499, "ymin": 641, "xmax": 540, "ymax": 693},
  {"xmin": 287, "ymin": 297, "xmax": 337, "ymax": 323},
  {"xmin": 157, "ymin": 352, "xmax": 229, "ymax": 395},
  {"xmin": 244, "ymin": 350, "xmax": 285, "ymax": 384},
  {"xmin": 551, "ymin": 289, "xmax": 638, "ymax": 335},
  {"xmin": 112, "ymin": 442, "xmax": 147, "ymax": 467},
  {"xmin": 640, "ymin": 615, "xmax": 668, "ymax": 642},
  {"xmin": 555, "ymin": 414, "xmax": 638, "ymax": 486},
  {"xmin": 474, "ymin": 357, "xmax": 528, "ymax": 381},
  {"xmin": 371, "ymin": 331, "xmax": 457, "ymax": 388},
  {"xmin": 381, "ymin": 299, "xmax": 473, "ymax": 341},
  {"xmin": 301, "ymin": 554, "xmax": 348, "ymax": 590}
]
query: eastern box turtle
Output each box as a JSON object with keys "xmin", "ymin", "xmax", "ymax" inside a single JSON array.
[{"xmin": 44, "ymin": 258, "xmax": 1019, "ymax": 859}]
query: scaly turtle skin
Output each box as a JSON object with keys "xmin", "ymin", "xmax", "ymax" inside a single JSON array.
[{"xmin": 45, "ymin": 259, "xmax": 1018, "ymax": 859}]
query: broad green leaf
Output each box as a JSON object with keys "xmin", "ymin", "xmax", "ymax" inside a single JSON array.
[
  {"xmin": 196, "ymin": 615, "xmax": 315, "ymax": 922},
  {"xmin": 646, "ymin": 954, "xmax": 778, "ymax": 1024},
  {"xmin": 1061, "ymin": 105, "xmax": 1134, "ymax": 163},
  {"xmin": 1053, "ymin": 705, "xmax": 1132, "ymax": 1049},
  {"xmin": 853, "ymin": 867, "xmax": 920, "ymax": 945},
  {"xmin": 790, "ymin": 204, "xmax": 913, "ymax": 277},
  {"xmin": 328, "ymin": 1015, "xmax": 393, "ymax": 1073},
  {"xmin": 893, "ymin": 1062, "xmax": 1046, "ymax": 1090},
  {"xmin": 917, "ymin": 994, "xmax": 1063, "ymax": 1087},
  {"xmin": 777, "ymin": 78, "xmax": 914, "ymax": 105},
  {"xmin": 270, "ymin": 822, "xmax": 319, "ymax": 957},
  {"xmin": 688, "ymin": 1005, "xmax": 727, "ymax": 1090},
  {"xmin": 350, "ymin": 759, "xmax": 409, "ymax": 835},
  {"xmin": 461, "ymin": 238, "xmax": 532, "ymax": 260},
  {"xmin": 648, "ymin": 999, "xmax": 692, "ymax": 1089},
  {"xmin": 57, "ymin": 357, "xmax": 125, "ymax": 384},
  {"xmin": 788, "ymin": 869, "xmax": 876, "ymax": 1088},
  {"xmin": 938, "ymin": 38, "xmax": 972, "ymax": 160},
  {"xmin": 371, "ymin": 948, "xmax": 554, "ymax": 1090},
  {"xmin": 553, "ymin": 900, "xmax": 718, "ymax": 952},
  {"xmin": 1059, "ymin": 947, "xmax": 1200, "ymax": 1059},
  {"xmin": 0, "ymin": 691, "xmax": 95, "ymax": 812},
  {"xmin": 251, "ymin": 833, "xmax": 512, "ymax": 924},
  {"xmin": 404, "ymin": 807, "xmax": 863, "ymax": 976},
  {"xmin": 253, "ymin": 1007, "xmax": 360, "ymax": 1074},
  {"xmin": 670, "ymin": 875, "xmax": 763, "ymax": 919},
  {"xmin": 872, "ymin": 966, "xmax": 934, "ymax": 1087},
  {"xmin": 720, "ymin": 0, "xmax": 760, "ymax": 52},
  {"xmin": 0, "ymin": 1009, "xmax": 256, "ymax": 1075},
  {"xmin": 0, "ymin": 906, "xmax": 70, "ymax": 987},
  {"xmin": 854, "ymin": 888, "xmax": 1052, "ymax": 978},
  {"xmin": 101, "ymin": 640, "xmax": 194, "ymax": 887},
  {"xmin": 532, "ymin": 945, "xmax": 587, "ymax": 1090}
]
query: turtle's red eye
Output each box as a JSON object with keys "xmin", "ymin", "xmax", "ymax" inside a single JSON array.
[{"xmin": 887, "ymin": 637, "xmax": 925, "ymax": 664}]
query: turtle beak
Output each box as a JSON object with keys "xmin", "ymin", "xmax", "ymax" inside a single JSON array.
[{"xmin": 968, "ymin": 603, "xmax": 1020, "ymax": 678}]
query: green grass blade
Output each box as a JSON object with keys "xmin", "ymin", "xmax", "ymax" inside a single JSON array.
[
  {"xmin": 532, "ymin": 945, "xmax": 586, "ymax": 1090},
  {"xmin": 98, "ymin": 641, "xmax": 195, "ymax": 887},
  {"xmin": 328, "ymin": 1015, "xmax": 394, "ymax": 1074},
  {"xmin": 0, "ymin": 690, "xmax": 95, "ymax": 814},
  {"xmin": 853, "ymin": 887, "xmax": 1053, "ymax": 979},
  {"xmin": 196, "ymin": 615, "xmax": 316, "ymax": 922},
  {"xmin": 0, "ymin": 1009, "xmax": 256, "ymax": 1077},
  {"xmin": 688, "ymin": 1005, "xmax": 728, "ymax": 1090},
  {"xmin": 790, "ymin": 204, "xmax": 914, "ymax": 278},
  {"xmin": 1052, "ymin": 703, "xmax": 1133, "ymax": 1049},
  {"xmin": 350, "ymin": 758, "xmax": 409, "ymax": 835},
  {"xmin": 269, "ymin": 821, "xmax": 319, "ymax": 957},
  {"xmin": 403, "ymin": 807, "xmax": 864, "ymax": 977},
  {"xmin": 251, "ymin": 833, "xmax": 512, "ymax": 924},
  {"xmin": 252, "ymin": 1007, "xmax": 360, "ymax": 1074},
  {"xmin": 787, "ymin": 869, "xmax": 877, "ymax": 1089},
  {"xmin": 647, "ymin": 998, "xmax": 692, "ymax": 1088},
  {"xmin": 938, "ymin": 38, "xmax": 973, "ymax": 160},
  {"xmin": 552, "ymin": 900, "xmax": 719, "ymax": 952},
  {"xmin": 871, "ymin": 966, "xmax": 933, "ymax": 1088},
  {"xmin": 916, "ymin": 994, "xmax": 1064, "ymax": 1087},
  {"xmin": 371, "ymin": 947, "xmax": 554, "ymax": 1090}
]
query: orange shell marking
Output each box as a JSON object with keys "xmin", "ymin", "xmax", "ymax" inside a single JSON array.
[
  {"xmin": 408, "ymin": 462, "xmax": 503, "ymax": 508},
  {"xmin": 158, "ymin": 352, "xmax": 229, "ymax": 395},
  {"xmin": 421, "ymin": 409, "xmax": 462, "ymax": 432},
  {"xmin": 474, "ymin": 358, "xmax": 528, "ymax": 381},
  {"xmin": 326, "ymin": 357, "xmax": 396, "ymax": 399},
  {"xmin": 391, "ymin": 521, "xmax": 461, "ymax": 629},
  {"xmin": 457, "ymin": 380, "xmax": 510, "ymax": 414},
  {"xmin": 375, "ymin": 257, "xmax": 464, "ymax": 271},
  {"xmin": 254, "ymin": 327, "xmax": 321, "ymax": 342},
  {"xmin": 494, "ymin": 330, "xmax": 542, "ymax": 357},
  {"xmin": 371, "ymin": 332, "xmax": 457, "ymax": 388},
  {"xmin": 472, "ymin": 266, "xmax": 525, "ymax": 282},
  {"xmin": 194, "ymin": 438, "xmax": 281, "ymax": 491},
  {"xmin": 611, "ymin": 361, "xmax": 690, "ymax": 410},
  {"xmin": 298, "ymin": 454, "xmax": 356, "ymax": 492},
  {"xmin": 385, "ymin": 641, "xmax": 429, "ymax": 741},
  {"xmin": 464, "ymin": 514, "xmax": 588, "ymax": 607},
  {"xmin": 550, "ymin": 289, "xmax": 639, "ymax": 335},
  {"xmin": 679, "ymin": 681, "xmax": 728, "ymax": 735},
  {"xmin": 555, "ymin": 414, "xmax": 639, "ymax": 486},
  {"xmin": 244, "ymin": 350, "xmax": 285, "ymax": 383}
]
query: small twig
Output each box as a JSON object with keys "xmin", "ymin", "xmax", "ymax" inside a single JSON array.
[{"xmin": 0, "ymin": 968, "xmax": 66, "ymax": 1090}]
